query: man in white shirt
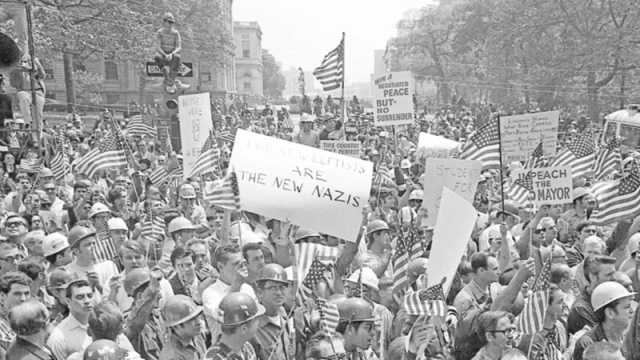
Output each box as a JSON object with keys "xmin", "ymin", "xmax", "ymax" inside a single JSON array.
[
  {"xmin": 65, "ymin": 226, "xmax": 119, "ymax": 293},
  {"xmin": 201, "ymin": 244, "xmax": 256, "ymax": 341}
]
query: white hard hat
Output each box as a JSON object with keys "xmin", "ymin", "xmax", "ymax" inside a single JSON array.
[
  {"xmin": 42, "ymin": 233, "xmax": 69, "ymax": 257},
  {"xmin": 107, "ymin": 217, "xmax": 128, "ymax": 231},
  {"xmin": 400, "ymin": 159, "xmax": 411, "ymax": 169},
  {"xmin": 167, "ymin": 216, "xmax": 195, "ymax": 234},
  {"xmin": 346, "ymin": 267, "xmax": 379, "ymax": 291},
  {"xmin": 409, "ymin": 189, "xmax": 424, "ymax": 201},
  {"xmin": 88, "ymin": 202, "xmax": 110, "ymax": 218},
  {"xmin": 591, "ymin": 281, "xmax": 636, "ymax": 312}
]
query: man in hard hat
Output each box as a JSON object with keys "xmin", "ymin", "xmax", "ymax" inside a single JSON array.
[
  {"xmin": 252, "ymin": 263, "xmax": 294, "ymax": 360},
  {"xmin": 159, "ymin": 216, "xmax": 196, "ymax": 271},
  {"xmin": 294, "ymin": 114, "xmax": 320, "ymax": 148},
  {"xmin": 206, "ymin": 292, "xmax": 264, "ymax": 360},
  {"xmin": 354, "ymin": 220, "xmax": 392, "ymax": 279},
  {"xmin": 335, "ymin": 297, "xmax": 377, "ymax": 360},
  {"xmin": 399, "ymin": 189, "xmax": 423, "ymax": 226},
  {"xmin": 65, "ymin": 226, "xmax": 119, "ymax": 292},
  {"xmin": 178, "ymin": 184, "xmax": 208, "ymax": 233},
  {"xmin": 89, "ymin": 202, "xmax": 118, "ymax": 264},
  {"xmin": 572, "ymin": 281, "xmax": 635, "ymax": 360},
  {"xmin": 160, "ymin": 295, "xmax": 206, "ymax": 360},
  {"xmin": 560, "ymin": 187, "xmax": 596, "ymax": 242},
  {"xmin": 107, "ymin": 217, "xmax": 129, "ymax": 247},
  {"xmin": 82, "ymin": 340, "xmax": 127, "ymax": 360}
]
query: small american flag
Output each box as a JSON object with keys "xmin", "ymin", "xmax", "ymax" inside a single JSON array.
[
  {"xmin": 403, "ymin": 282, "xmax": 446, "ymax": 316},
  {"xmin": 203, "ymin": 170, "xmax": 240, "ymax": 210},
  {"xmin": 590, "ymin": 161, "xmax": 640, "ymax": 225},
  {"xmin": 313, "ymin": 36, "xmax": 344, "ymax": 92},
  {"xmin": 74, "ymin": 124, "xmax": 128, "ymax": 177},
  {"xmin": 393, "ymin": 227, "xmax": 424, "ymax": 291},
  {"xmin": 189, "ymin": 132, "xmax": 221, "ymax": 178},
  {"xmin": 550, "ymin": 129, "xmax": 595, "ymax": 179},
  {"xmin": 126, "ymin": 115, "xmax": 156, "ymax": 138},
  {"xmin": 294, "ymin": 242, "xmax": 339, "ymax": 283},
  {"xmin": 297, "ymin": 257, "xmax": 333, "ymax": 307},
  {"xmin": 316, "ymin": 297, "xmax": 340, "ymax": 333},
  {"xmin": 50, "ymin": 132, "xmax": 70, "ymax": 180},
  {"xmin": 148, "ymin": 167, "xmax": 169, "ymax": 185},
  {"xmin": 93, "ymin": 230, "xmax": 118, "ymax": 263},
  {"xmin": 593, "ymin": 137, "xmax": 622, "ymax": 181},
  {"xmin": 516, "ymin": 257, "xmax": 552, "ymax": 334},
  {"xmin": 140, "ymin": 216, "xmax": 165, "ymax": 243},
  {"xmin": 18, "ymin": 157, "xmax": 42, "ymax": 173},
  {"xmin": 459, "ymin": 117, "xmax": 500, "ymax": 170},
  {"xmin": 216, "ymin": 130, "xmax": 236, "ymax": 144},
  {"xmin": 504, "ymin": 171, "xmax": 534, "ymax": 206},
  {"xmin": 524, "ymin": 141, "xmax": 545, "ymax": 169}
]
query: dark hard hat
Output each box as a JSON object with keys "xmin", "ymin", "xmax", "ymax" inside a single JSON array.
[
  {"xmin": 162, "ymin": 294, "xmax": 203, "ymax": 327},
  {"xmin": 215, "ymin": 292, "xmax": 265, "ymax": 326},
  {"xmin": 67, "ymin": 226, "xmax": 96, "ymax": 248},
  {"xmin": 83, "ymin": 340, "xmax": 126, "ymax": 360},
  {"xmin": 123, "ymin": 268, "xmax": 150, "ymax": 296},
  {"xmin": 366, "ymin": 220, "xmax": 390, "ymax": 235},
  {"xmin": 337, "ymin": 297, "xmax": 375, "ymax": 323},
  {"xmin": 255, "ymin": 263, "xmax": 288, "ymax": 284}
]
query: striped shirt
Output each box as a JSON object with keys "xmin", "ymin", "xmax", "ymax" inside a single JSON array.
[{"xmin": 252, "ymin": 309, "xmax": 295, "ymax": 360}]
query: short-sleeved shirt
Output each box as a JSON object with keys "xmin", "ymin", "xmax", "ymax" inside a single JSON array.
[{"xmin": 205, "ymin": 341, "xmax": 257, "ymax": 360}]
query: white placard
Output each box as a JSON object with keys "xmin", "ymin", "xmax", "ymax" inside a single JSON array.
[
  {"xmin": 320, "ymin": 140, "xmax": 361, "ymax": 158},
  {"xmin": 499, "ymin": 110, "xmax": 559, "ymax": 163},
  {"xmin": 178, "ymin": 93, "xmax": 212, "ymax": 179},
  {"xmin": 230, "ymin": 129, "xmax": 373, "ymax": 241},
  {"xmin": 416, "ymin": 132, "xmax": 461, "ymax": 159},
  {"xmin": 373, "ymin": 71, "xmax": 415, "ymax": 126},
  {"xmin": 422, "ymin": 158, "xmax": 482, "ymax": 227},
  {"xmin": 429, "ymin": 187, "xmax": 478, "ymax": 294},
  {"xmin": 510, "ymin": 165, "xmax": 573, "ymax": 205}
]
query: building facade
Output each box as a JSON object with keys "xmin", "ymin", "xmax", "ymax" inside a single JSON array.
[{"xmin": 233, "ymin": 21, "xmax": 263, "ymax": 101}]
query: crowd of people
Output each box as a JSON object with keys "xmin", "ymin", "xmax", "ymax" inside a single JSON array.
[{"xmin": 0, "ymin": 89, "xmax": 637, "ymax": 360}]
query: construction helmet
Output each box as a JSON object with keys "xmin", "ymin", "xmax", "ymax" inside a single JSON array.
[
  {"xmin": 255, "ymin": 263, "xmax": 288, "ymax": 285},
  {"xmin": 107, "ymin": 217, "xmax": 128, "ymax": 231},
  {"xmin": 162, "ymin": 295, "xmax": 203, "ymax": 328},
  {"xmin": 42, "ymin": 233, "xmax": 69, "ymax": 257},
  {"xmin": 627, "ymin": 233, "xmax": 640, "ymax": 256},
  {"xmin": 591, "ymin": 281, "xmax": 636, "ymax": 312},
  {"xmin": 83, "ymin": 340, "xmax": 126, "ymax": 360},
  {"xmin": 366, "ymin": 220, "xmax": 389, "ymax": 235},
  {"xmin": 67, "ymin": 226, "xmax": 96, "ymax": 248},
  {"xmin": 123, "ymin": 268, "xmax": 151, "ymax": 297},
  {"xmin": 337, "ymin": 297, "xmax": 375, "ymax": 323},
  {"xmin": 215, "ymin": 292, "xmax": 265, "ymax": 326},
  {"xmin": 163, "ymin": 12, "xmax": 176, "ymax": 23},
  {"xmin": 408, "ymin": 189, "xmax": 424, "ymax": 201},
  {"xmin": 88, "ymin": 202, "xmax": 111, "ymax": 218},
  {"xmin": 168, "ymin": 216, "xmax": 195, "ymax": 234},
  {"xmin": 39, "ymin": 167, "xmax": 54, "ymax": 178},
  {"xmin": 293, "ymin": 228, "xmax": 322, "ymax": 242}
]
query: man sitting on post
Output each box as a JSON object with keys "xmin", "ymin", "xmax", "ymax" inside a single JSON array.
[{"xmin": 154, "ymin": 12, "xmax": 182, "ymax": 86}]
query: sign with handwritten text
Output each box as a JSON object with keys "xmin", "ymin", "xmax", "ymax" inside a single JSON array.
[
  {"xmin": 373, "ymin": 71, "xmax": 415, "ymax": 126},
  {"xmin": 179, "ymin": 93, "xmax": 212, "ymax": 179},
  {"xmin": 499, "ymin": 110, "xmax": 559, "ymax": 163},
  {"xmin": 230, "ymin": 129, "xmax": 373, "ymax": 241},
  {"xmin": 320, "ymin": 141, "xmax": 361, "ymax": 158}
]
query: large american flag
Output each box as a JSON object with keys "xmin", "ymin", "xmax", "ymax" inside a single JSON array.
[
  {"xmin": 593, "ymin": 137, "xmax": 621, "ymax": 181},
  {"xmin": 316, "ymin": 297, "xmax": 340, "ymax": 333},
  {"xmin": 459, "ymin": 118, "xmax": 500, "ymax": 169},
  {"xmin": 74, "ymin": 128, "xmax": 128, "ymax": 178},
  {"xmin": 549, "ymin": 130, "xmax": 595, "ymax": 179},
  {"xmin": 312, "ymin": 36, "xmax": 344, "ymax": 92},
  {"xmin": 50, "ymin": 132, "xmax": 70, "ymax": 180},
  {"xmin": 589, "ymin": 162, "xmax": 640, "ymax": 225},
  {"xmin": 294, "ymin": 242, "xmax": 339, "ymax": 284},
  {"xmin": 126, "ymin": 115, "xmax": 156, "ymax": 138},
  {"xmin": 524, "ymin": 141, "xmax": 545, "ymax": 169},
  {"xmin": 297, "ymin": 257, "xmax": 333, "ymax": 307},
  {"xmin": 203, "ymin": 170, "xmax": 240, "ymax": 211},
  {"xmin": 393, "ymin": 228, "xmax": 425, "ymax": 291},
  {"xmin": 516, "ymin": 257, "xmax": 552, "ymax": 334},
  {"xmin": 189, "ymin": 132, "xmax": 220, "ymax": 178},
  {"xmin": 504, "ymin": 171, "xmax": 533, "ymax": 206},
  {"xmin": 403, "ymin": 282, "xmax": 447, "ymax": 316}
]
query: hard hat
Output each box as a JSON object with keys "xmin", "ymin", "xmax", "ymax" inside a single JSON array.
[
  {"xmin": 408, "ymin": 189, "xmax": 424, "ymax": 201},
  {"xmin": 255, "ymin": 263, "xmax": 288, "ymax": 284},
  {"xmin": 107, "ymin": 217, "xmax": 128, "ymax": 231},
  {"xmin": 42, "ymin": 233, "xmax": 69, "ymax": 257},
  {"xmin": 627, "ymin": 233, "xmax": 640, "ymax": 255},
  {"xmin": 407, "ymin": 258, "xmax": 429, "ymax": 278},
  {"xmin": 179, "ymin": 184, "xmax": 197, "ymax": 199},
  {"xmin": 162, "ymin": 295, "xmax": 203, "ymax": 327},
  {"xmin": 168, "ymin": 216, "xmax": 195, "ymax": 234},
  {"xmin": 215, "ymin": 292, "xmax": 265, "ymax": 326},
  {"xmin": 366, "ymin": 220, "xmax": 390, "ymax": 235},
  {"xmin": 346, "ymin": 267, "xmax": 379, "ymax": 290},
  {"xmin": 39, "ymin": 167, "xmax": 54, "ymax": 178},
  {"xmin": 337, "ymin": 297, "xmax": 375, "ymax": 323},
  {"xmin": 83, "ymin": 340, "xmax": 126, "ymax": 360},
  {"xmin": 572, "ymin": 187, "xmax": 590, "ymax": 202},
  {"xmin": 74, "ymin": 179, "xmax": 92, "ymax": 189},
  {"xmin": 293, "ymin": 228, "xmax": 322, "ymax": 242},
  {"xmin": 67, "ymin": 226, "xmax": 96, "ymax": 248},
  {"xmin": 400, "ymin": 159, "xmax": 411, "ymax": 169},
  {"xmin": 591, "ymin": 281, "xmax": 636, "ymax": 312},
  {"xmin": 123, "ymin": 268, "xmax": 151, "ymax": 296},
  {"xmin": 88, "ymin": 203, "xmax": 111, "ymax": 218},
  {"xmin": 284, "ymin": 266, "xmax": 294, "ymax": 284}
]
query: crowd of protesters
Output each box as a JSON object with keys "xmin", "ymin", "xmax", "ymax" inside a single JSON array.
[{"xmin": 0, "ymin": 91, "xmax": 637, "ymax": 360}]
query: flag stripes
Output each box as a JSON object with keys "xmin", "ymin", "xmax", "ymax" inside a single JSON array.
[
  {"xmin": 593, "ymin": 138, "xmax": 621, "ymax": 181},
  {"xmin": 140, "ymin": 216, "xmax": 165, "ymax": 243},
  {"xmin": 126, "ymin": 115, "xmax": 156, "ymax": 138},
  {"xmin": 589, "ymin": 163, "xmax": 640, "ymax": 225},
  {"xmin": 403, "ymin": 283, "xmax": 447, "ymax": 316},
  {"xmin": 313, "ymin": 37, "xmax": 344, "ymax": 92},
  {"xmin": 316, "ymin": 297, "xmax": 340, "ymax": 333},
  {"xmin": 203, "ymin": 171, "xmax": 240, "ymax": 211},
  {"xmin": 294, "ymin": 242, "xmax": 339, "ymax": 284},
  {"xmin": 74, "ymin": 129, "xmax": 128, "ymax": 178},
  {"xmin": 549, "ymin": 130, "xmax": 595, "ymax": 179},
  {"xmin": 516, "ymin": 257, "xmax": 552, "ymax": 334},
  {"xmin": 459, "ymin": 118, "xmax": 500, "ymax": 169}
]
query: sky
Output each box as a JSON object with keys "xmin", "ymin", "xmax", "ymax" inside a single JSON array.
[{"xmin": 234, "ymin": 0, "xmax": 432, "ymax": 84}]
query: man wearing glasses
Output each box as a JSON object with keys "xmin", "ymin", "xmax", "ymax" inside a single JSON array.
[
  {"xmin": 2, "ymin": 214, "xmax": 29, "ymax": 255},
  {"xmin": 335, "ymin": 297, "xmax": 377, "ymax": 360},
  {"xmin": 0, "ymin": 242, "xmax": 25, "ymax": 275},
  {"xmin": 472, "ymin": 311, "xmax": 518, "ymax": 359}
]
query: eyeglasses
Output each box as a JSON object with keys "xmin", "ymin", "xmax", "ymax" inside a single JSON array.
[
  {"xmin": 490, "ymin": 327, "xmax": 516, "ymax": 335},
  {"xmin": 582, "ymin": 228, "xmax": 597, "ymax": 234},
  {"xmin": 0, "ymin": 254, "xmax": 24, "ymax": 262},
  {"xmin": 6, "ymin": 221, "xmax": 25, "ymax": 228}
]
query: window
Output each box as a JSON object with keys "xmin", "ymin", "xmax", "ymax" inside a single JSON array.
[
  {"xmin": 242, "ymin": 49, "xmax": 250, "ymax": 58},
  {"xmin": 106, "ymin": 94, "xmax": 120, "ymax": 104},
  {"xmin": 243, "ymin": 82, "xmax": 251, "ymax": 91},
  {"xmin": 104, "ymin": 61, "xmax": 118, "ymax": 80}
]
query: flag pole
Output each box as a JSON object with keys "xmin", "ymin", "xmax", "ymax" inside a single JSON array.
[
  {"xmin": 341, "ymin": 32, "xmax": 346, "ymax": 122},
  {"xmin": 496, "ymin": 113, "xmax": 505, "ymax": 213}
]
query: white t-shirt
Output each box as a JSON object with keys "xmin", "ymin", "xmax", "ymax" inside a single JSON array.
[{"xmin": 65, "ymin": 260, "xmax": 119, "ymax": 290}]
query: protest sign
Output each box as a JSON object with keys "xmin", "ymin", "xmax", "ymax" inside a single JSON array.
[
  {"xmin": 178, "ymin": 93, "xmax": 212, "ymax": 179},
  {"xmin": 422, "ymin": 158, "xmax": 482, "ymax": 227},
  {"xmin": 499, "ymin": 110, "xmax": 559, "ymax": 163},
  {"xmin": 416, "ymin": 132, "xmax": 461, "ymax": 159},
  {"xmin": 429, "ymin": 187, "xmax": 478, "ymax": 294},
  {"xmin": 511, "ymin": 165, "xmax": 573, "ymax": 205},
  {"xmin": 373, "ymin": 71, "xmax": 414, "ymax": 127},
  {"xmin": 230, "ymin": 129, "xmax": 373, "ymax": 241},
  {"xmin": 320, "ymin": 140, "xmax": 361, "ymax": 158}
]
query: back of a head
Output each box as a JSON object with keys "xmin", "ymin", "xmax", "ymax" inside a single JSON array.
[{"xmin": 88, "ymin": 301, "xmax": 124, "ymax": 341}]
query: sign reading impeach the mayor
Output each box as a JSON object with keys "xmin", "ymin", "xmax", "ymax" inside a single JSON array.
[
  {"xmin": 511, "ymin": 166, "xmax": 573, "ymax": 205},
  {"xmin": 373, "ymin": 71, "xmax": 415, "ymax": 127},
  {"xmin": 230, "ymin": 129, "xmax": 373, "ymax": 241}
]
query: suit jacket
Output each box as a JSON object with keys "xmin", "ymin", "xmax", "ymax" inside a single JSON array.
[
  {"xmin": 168, "ymin": 273, "xmax": 189, "ymax": 297},
  {"xmin": 6, "ymin": 338, "xmax": 55, "ymax": 360}
]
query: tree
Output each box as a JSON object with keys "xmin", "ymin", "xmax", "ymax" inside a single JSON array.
[{"xmin": 262, "ymin": 49, "xmax": 285, "ymax": 100}]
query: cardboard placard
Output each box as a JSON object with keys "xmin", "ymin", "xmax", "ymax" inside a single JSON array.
[
  {"xmin": 511, "ymin": 165, "xmax": 573, "ymax": 205},
  {"xmin": 416, "ymin": 132, "xmax": 461, "ymax": 159},
  {"xmin": 422, "ymin": 158, "xmax": 482, "ymax": 227},
  {"xmin": 373, "ymin": 71, "xmax": 415, "ymax": 126},
  {"xmin": 499, "ymin": 110, "xmax": 559, "ymax": 163},
  {"xmin": 230, "ymin": 129, "xmax": 373, "ymax": 241},
  {"xmin": 178, "ymin": 93, "xmax": 212, "ymax": 179},
  {"xmin": 320, "ymin": 140, "xmax": 361, "ymax": 158}
]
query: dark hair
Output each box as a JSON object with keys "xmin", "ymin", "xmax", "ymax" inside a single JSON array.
[
  {"xmin": 241, "ymin": 243, "xmax": 263, "ymax": 261},
  {"xmin": 213, "ymin": 244, "xmax": 240, "ymax": 271},
  {"xmin": 66, "ymin": 279, "xmax": 92, "ymax": 299},
  {"xmin": 17, "ymin": 257, "xmax": 44, "ymax": 281},
  {"xmin": 550, "ymin": 264, "xmax": 571, "ymax": 285},
  {"xmin": 594, "ymin": 297, "xmax": 623, "ymax": 323},
  {"xmin": 470, "ymin": 252, "xmax": 490, "ymax": 273},
  {"xmin": 476, "ymin": 311, "xmax": 514, "ymax": 344},
  {"xmin": 119, "ymin": 240, "xmax": 145, "ymax": 257},
  {"xmin": 88, "ymin": 301, "xmax": 123, "ymax": 340},
  {"xmin": 0, "ymin": 272, "xmax": 32, "ymax": 294},
  {"xmin": 170, "ymin": 247, "xmax": 196, "ymax": 266},
  {"xmin": 584, "ymin": 255, "xmax": 616, "ymax": 284},
  {"xmin": 576, "ymin": 221, "xmax": 597, "ymax": 233},
  {"xmin": 305, "ymin": 331, "xmax": 345, "ymax": 359}
]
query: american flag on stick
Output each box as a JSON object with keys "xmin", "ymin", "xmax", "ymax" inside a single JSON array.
[
  {"xmin": 50, "ymin": 132, "xmax": 70, "ymax": 181},
  {"xmin": 316, "ymin": 297, "xmax": 340, "ymax": 333},
  {"xmin": 393, "ymin": 227, "xmax": 425, "ymax": 291},
  {"xmin": 140, "ymin": 216, "xmax": 165, "ymax": 243},
  {"xmin": 297, "ymin": 257, "xmax": 333, "ymax": 308},
  {"xmin": 74, "ymin": 124, "xmax": 128, "ymax": 178},
  {"xmin": 403, "ymin": 282, "xmax": 447, "ymax": 316},
  {"xmin": 203, "ymin": 170, "xmax": 240, "ymax": 211},
  {"xmin": 524, "ymin": 141, "xmax": 544, "ymax": 169},
  {"xmin": 312, "ymin": 36, "xmax": 344, "ymax": 92},
  {"xmin": 593, "ymin": 137, "xmax": 622, "ymax": 181},
  {"xmin": 294, "ymin": 242, "xmax": 339, "ymax": 284},
  {"xmin": 189, "ymin": 132, "xmax": 221, "ymax": 178},
  {"xmin": 504, "ymin": 171, "xmax": 533, "ymax": 206},
  {"xmin": 589, "ymin": 161, "xmax": 640, "ymax": 225},
  {"xmin": 459, "ymin": 118, "xmax": 500, "ymax": 170},
  {"xmin": 516, "ymin": 256, "xmax": 552, "ymax": 334},
  {"xmin": 549, "ymin": 130, "xmax": 595, "ymax": 179},
  {"xmin": 126, "ymin": 115, "xmax": 156, "ymax": 138}
]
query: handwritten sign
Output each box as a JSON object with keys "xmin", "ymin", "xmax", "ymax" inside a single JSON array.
[
  {"xmin": 373, "ymin": 71, "xmax": 415, "ymax": 127},
  {"xmin": 429, "ymin": 187, "xmax": 478, "ymax": 295},
  {"xmin": 499, "ymin": 110, "xmax": 559, "ymax": 163},
  {"xmin": 416, "ymin": 132, "xmax": 461, "ymax": 159},
  {"xmin": 230, "ymin": 129, "xmax": 373, "ymax": 241},
  {"xmin": 320, "ymin": 141, "xmax": 361, "ymax": 158},
  {"xmin": 179, "ymin": 93, "xmax": 212, "ymax": 179},
  {"xmin": 422, "ymin": 158, "xmax": 482, "ymax": 227},
  {"xmin": 510, "ymin": 165, "xmax": 572, "ymax": 205}
]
